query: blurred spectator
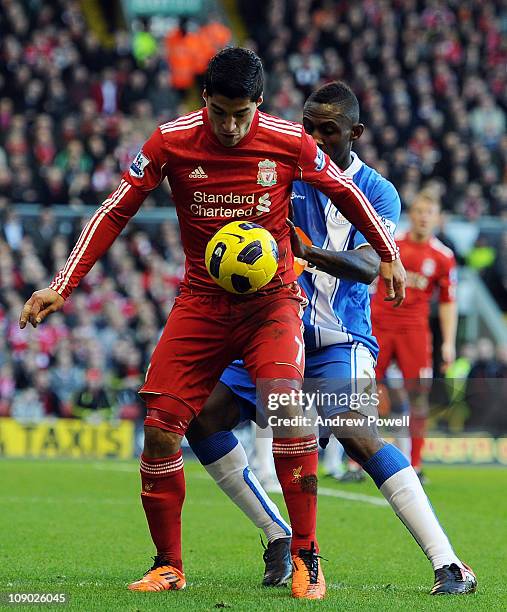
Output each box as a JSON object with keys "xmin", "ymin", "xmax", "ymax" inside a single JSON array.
[
  {"xmin": 465, "ymin": 338, "xmax": 507, "ymax": 434},
  {"xmin": 470, "ymin": 95, "xmax": 506, "ymax": 148},
  {"xmin": 132, "ymin": 20, "xmax": 158, "ymax": 67},
  {"xmin": 495, "ymin": 344, "xmax": 507, "ymax": 378},
  {"xmin": 446, "ymin": 343, "xmax": 475, "ymax": 382},
  {"xmin": 0, "ymin": 362, "xmax": 15, "ymax": 416},
  {"xmin": 50, "ymin": 349, "xmax": 85, "ymax": 406},
  {"xmin": 73, "ymin": 368, "xmax": 113, "ymax": 420},
  {"xmin": 490, "ymin": 231, "xmax": 507, "ymax": 309},
  {"xmin": 467, "ymin": 337, "xmax": 501, "ymax": 378},
  {"xmin": 10, "ymin": 369, "xmax": 66, "ymax": 421},
  {"xmin": 2, "ymin": 209, "xmax": 23, "ymax": 250},
  {"xmin": 164, "ymin": 18, "xmax": 231, "ymax": 93},
  {"xmin": 466, "ymin": 235, "xmax": 496, "ymax": 271},
  {"xmin": 33, "ymin": 368, "xmax": 66, "ymax": 417}
]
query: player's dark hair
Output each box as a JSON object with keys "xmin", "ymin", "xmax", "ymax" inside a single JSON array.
[
  {"xmin": 306, "ymin": 81, "xmax": 360, "ymax": 123},
  {"xmin": 205, "ymin": 47, "xmax": 264, "ymax": 101}
]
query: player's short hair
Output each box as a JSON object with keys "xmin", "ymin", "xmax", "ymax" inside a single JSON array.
[
  {"xmin": 305, "ymin": 81, "xmax": 360, "ymax": 124},
  {"xmin": 205, "ymin": 47, "xmax": 264, "ymax": 101},
  {"xmin": 412, "ymin": 189, "xmax": 442, "ymax": 210}
]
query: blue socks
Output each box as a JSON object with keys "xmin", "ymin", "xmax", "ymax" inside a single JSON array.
[{"xmin": 363, "ymin": 443, "xmax": 410, "ymax": 488}]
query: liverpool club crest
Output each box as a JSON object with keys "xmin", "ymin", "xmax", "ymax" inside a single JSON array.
[{"xmin": 257, "ymin": 159, "xmax": 277, "ymax": 187}]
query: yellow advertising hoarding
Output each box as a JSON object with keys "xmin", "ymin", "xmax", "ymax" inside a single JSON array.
[
  {"xmin": 0, "ymin": 418, "xmax": 134, "ymax": 459},
  {"xmin": 423, "ymin": 437, "xmax": 507, "ymax": 465}
]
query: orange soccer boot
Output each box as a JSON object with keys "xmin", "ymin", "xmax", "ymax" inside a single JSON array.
[
  {"xmin": 128, "ymin": 556, "xmax": 186, "ymax": 592},
  {"xmin": 291, "ymin": 542, "xmax": 326, "ymax": 600}
]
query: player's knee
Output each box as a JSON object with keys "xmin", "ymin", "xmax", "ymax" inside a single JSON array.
[
  {"xmin": 186, "ymin": 410, "xmax": 235, "ymax": 444},
  {"xmin": 143, "ymin": 426, "xmax": 182, "ymax": 458},
  {"xmin": 341, "ymin": 436, "xmax": 385, "ymax": 465},
  {"xmin": 186, "ymin": 383, "xmax": 240, "ymax": 444}
]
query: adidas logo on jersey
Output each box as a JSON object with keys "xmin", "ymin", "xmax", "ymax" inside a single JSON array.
[{"xmin": 189, "ymin": 166, "xmax": 208, "ymax": 179}]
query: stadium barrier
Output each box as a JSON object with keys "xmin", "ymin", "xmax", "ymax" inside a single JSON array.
[
  {"xmin": 0, "ymin": 418, "xmax": 134, "ymax": 459},
  {"xmin": 422, "ymin": 436, "xmax": 507, "ymax": 465},
  {"xmin": 0, "ymin": 417, "xmax": 506, "ymax": 464}
]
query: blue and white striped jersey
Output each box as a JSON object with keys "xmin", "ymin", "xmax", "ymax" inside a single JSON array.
[{"xmin": 292, "ymin": 152, "xmax": 401, "ymax": 359}]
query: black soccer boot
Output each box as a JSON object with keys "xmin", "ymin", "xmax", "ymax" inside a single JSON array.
[
  {"xmin": 261, "ymin": 536, "xmax": 292, "ymax": 587},
  {"xmin": 431, "ymin": 562, "xmax": 477, "ymax": 595}
]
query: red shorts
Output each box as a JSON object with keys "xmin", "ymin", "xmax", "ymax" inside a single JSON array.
[
  {"xmin": 374, "ymin": 325, "xmax": 433, "ymax": 382},
  {"xmin": 140, "ymin": 283, "xmax": 307, "ymax": 435}
]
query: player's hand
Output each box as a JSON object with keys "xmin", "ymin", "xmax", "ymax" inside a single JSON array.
[
  {"xmin": 440, "ymin": 341, "xmax": 456, "ymax": 373},
  {"xmin": 380, "ymin": 256, "xmax": 406, "ymax": 307},
  {"xmin": 286, "ymin": 218, "xmax": 310, "ymax": 260},
  {"xmin": 19, "ymin": 288, "xmax": 65, "ymax": 329}
]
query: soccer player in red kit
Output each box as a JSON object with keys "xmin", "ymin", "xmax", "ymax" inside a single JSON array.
[
  {"xmin": 371, "ymin": 190, "xmax": 457, "ymax": 476},
  {"xmin": 19, "ymin": 48, "xmax": 405, "ymax": 600}
]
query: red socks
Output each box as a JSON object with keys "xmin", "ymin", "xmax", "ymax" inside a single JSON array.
[
  {"xmin": 140, "ymin": 451, "xmax": 185, "ymax": 571},
  {"xmin": 411, "ymin": 436, "xmax": 425, "ymax": 471},
  {"xmin": 140, "ymin": 438, "xmax": 319, "ymax": 566},
  {"xmin": 410, "ymin": 415, "xmax": 427, "ymax": 470},
  {"xmin": 272, "ymin": 435, "xmax": 319, "ymax": 554}
]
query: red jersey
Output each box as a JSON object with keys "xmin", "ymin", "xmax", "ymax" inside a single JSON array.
[
  {"xmin": 371, "ymin": 231, "xmax": 457, "ymax": 329},
  {"xmin": 50, "ymin": 108, "xmax": 398, "ymax": 299}
]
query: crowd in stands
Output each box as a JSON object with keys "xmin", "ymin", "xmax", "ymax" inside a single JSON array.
[
  {"xmin": 0, "ymin": 0, "xmax": 504, "ymax": 215},
  {"xmin": 240, "ymin": 0, "xmax": 507, "ymax": 217},
  {"xmin": 0, "ymin": 212, "xmax": 184, "ymax": 420},
  {"xmin": 445, "ymin": 339, "xmax": 507, "ymax": 434},
  {"xmin": 0, "ymin": 0, "xmax": 506, "ymax": 427},
  {"xmin": 0, "ymin": 0, "xmax": 229, "ymax": 210}
]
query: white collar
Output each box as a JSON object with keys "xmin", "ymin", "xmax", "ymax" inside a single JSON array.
[{"xmin": 342, "ymin": 151, "xmax": 363, "ymax": 177}]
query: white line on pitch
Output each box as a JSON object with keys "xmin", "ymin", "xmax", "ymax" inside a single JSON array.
[{"xmin": 318, "ymin": 487, "xmax": 388, "ymax": 506}]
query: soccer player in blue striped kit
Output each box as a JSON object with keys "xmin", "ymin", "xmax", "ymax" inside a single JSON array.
[{"xmin": 186, "ymin": 82, "xmax": 477, "ymax": 597}]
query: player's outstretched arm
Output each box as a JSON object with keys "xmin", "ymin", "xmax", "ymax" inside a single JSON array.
[
  {"xmin": 20, "ymin": 128, "xmax": 169, "ymax": 318},
  {"xmin": 287, "ymin": 219, "xmax": 379, "ymax": 284},
  {"xmin": 19, "ymin": 288, "xmax": 65, "ymax": 329},
  {"xmin": 296, "ymin": 132, "xmax": 405, "ymax": 303}
]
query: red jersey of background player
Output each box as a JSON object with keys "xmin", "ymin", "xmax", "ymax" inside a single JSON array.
[
  {"xmin": 371, "ymin": 231, "xmax": 456, "ymax": 330},
  {"xmin": 49, "ymin": 108, "xmax": 398, "ymax": 300}
]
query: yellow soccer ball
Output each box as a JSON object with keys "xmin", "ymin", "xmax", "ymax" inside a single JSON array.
[{"xmin": 205, "ymin": 221, "xmax": 279, "ymax": 294}]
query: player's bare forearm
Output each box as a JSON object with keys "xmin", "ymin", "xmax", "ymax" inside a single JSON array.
[
  {"xmin": 287, "ymin": 219, "xmax": 379, "ymax": 283},
  {"xmin": 439, "ymin": 302, "xmax": 457, "ymax": 345},
  {"xmin": 304, "ymin": 245, "xmax": 380, "ymax": 284},
  {"xmin": 439, "ymin": 301, "xmax": 457, "ymax": 366}
]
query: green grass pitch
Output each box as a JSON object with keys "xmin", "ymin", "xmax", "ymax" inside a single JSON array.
[{"xmin": 0, "ymin": 459, "xmax": 505, "ymax": 611}]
